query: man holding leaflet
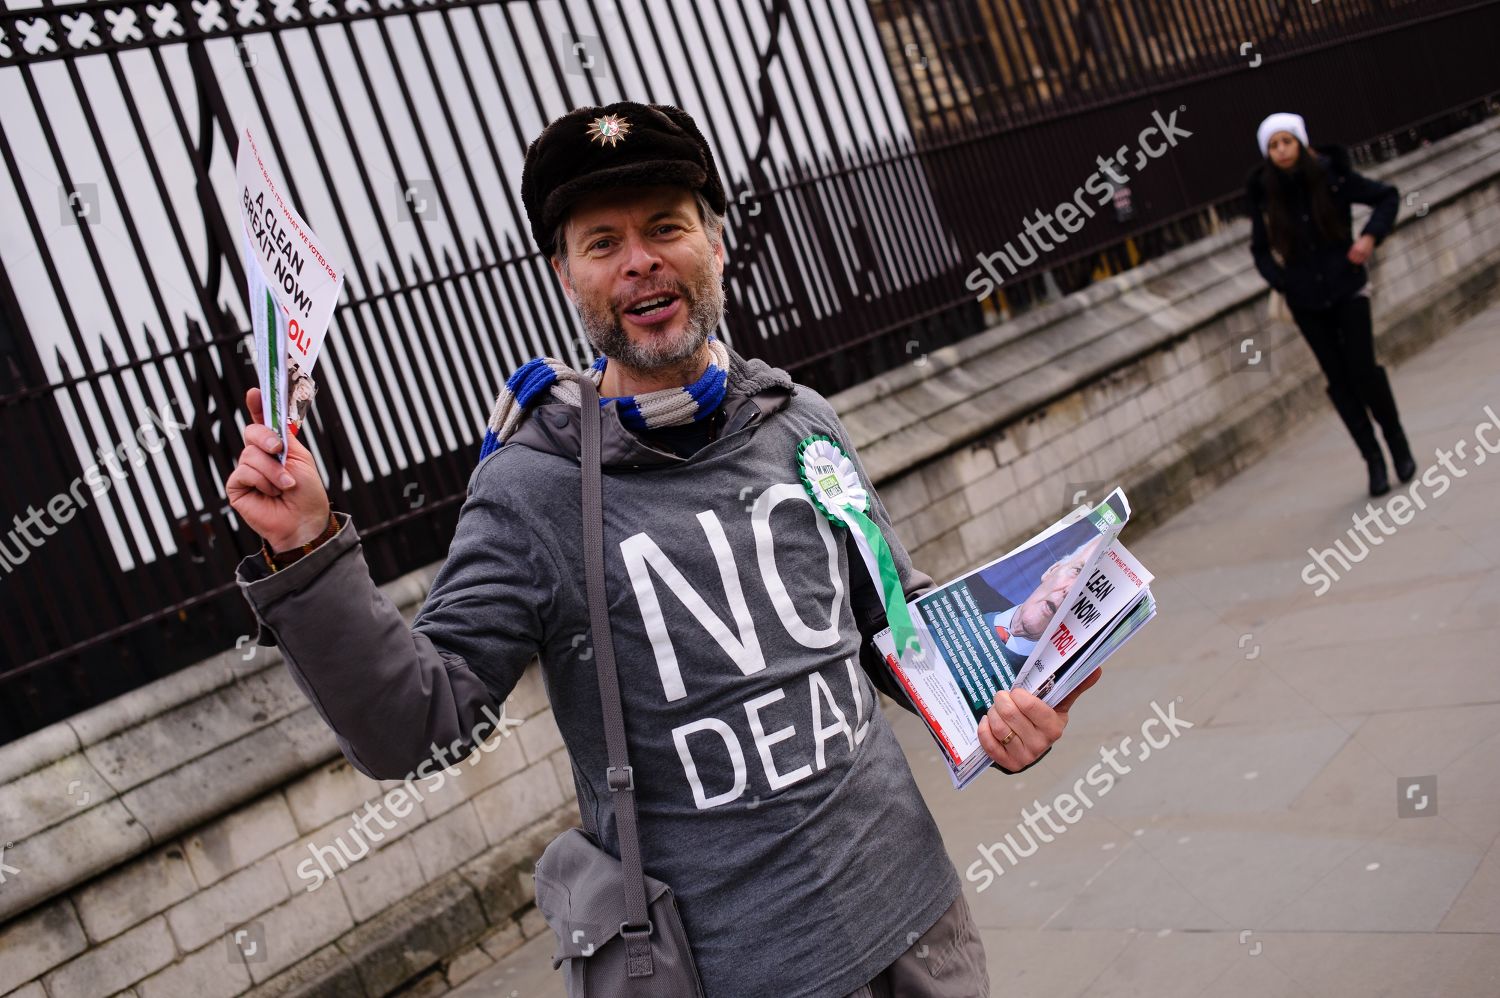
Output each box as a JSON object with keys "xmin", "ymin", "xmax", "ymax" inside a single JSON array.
[{"xmin": 226, "ymin": 101, "xmax": 1098, "ymax": 998}]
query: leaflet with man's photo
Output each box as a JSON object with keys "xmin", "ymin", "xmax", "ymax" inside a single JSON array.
[
  {"xmin": 870, "ymin": 487, "xmax": 1154, "ymax": 789},
  {"xmin": 1012, "ymin": 489, "xmax": 1132, "ymax": 681},
  {"xmin": 910, "ymin": 488, "xmax": 1130, "ymax": 716}
]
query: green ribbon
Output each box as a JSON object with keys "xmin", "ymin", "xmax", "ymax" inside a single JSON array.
[{"xmin": 796, "ymin": 434, "xmax": 923, "ymax": 662}]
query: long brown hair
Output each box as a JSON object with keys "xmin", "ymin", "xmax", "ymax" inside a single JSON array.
[{"xmin": 1263, "ymin": 145, "xmax": 1349, "ymax": 261}]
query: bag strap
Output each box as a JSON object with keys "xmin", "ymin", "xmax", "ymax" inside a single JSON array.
[{"xmin": 577, "ymin": 376, "xmax": 656, "ymax": 977}]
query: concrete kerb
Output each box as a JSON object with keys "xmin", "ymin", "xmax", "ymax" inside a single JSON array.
[
  {"xmin": 828, "ymin": 221, "xmax": 1251, "ymax": 418},
  {"xmin": 0, "ymin": 557, "xmax": 445, "ymax": 924},
  {"xmin": 1039, "ymin": 209, "xmax": 1500, "ymax": 563},
  {"xmin": 829, "ymin": 117, "xmax": 1500, "ymax": 480},
  {"xmin": 891, "ymin": 120, "xmax": 1500, "ymax": 572},
  {"xmin": 215, "ymin": 809, "xmax": 575, "ymax": 998},
  {"xmin": 851, "ymin": 260, "xmax": 1262, "ymax": 486}
]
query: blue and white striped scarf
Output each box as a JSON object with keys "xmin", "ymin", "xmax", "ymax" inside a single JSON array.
[{"xmin": 478, "ymin": 335, "xmax": 731, "ymax": 461}]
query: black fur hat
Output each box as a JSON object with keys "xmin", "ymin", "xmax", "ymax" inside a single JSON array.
[{"xmin": 520, "ymin": 101, "xmax": 728, "ymax": 256}]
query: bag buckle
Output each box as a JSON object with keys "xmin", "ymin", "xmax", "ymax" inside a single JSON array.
[
  {"xmin": 622, "ymin": 919, "xmax": 656, "ymax": 978},
  {"xmin": 620, "ymin": 919, "xmax": 653, "ymax": 940},
  {"xmin": 606, "ymin": 765, "xmax": 634, "ymax": 792}
]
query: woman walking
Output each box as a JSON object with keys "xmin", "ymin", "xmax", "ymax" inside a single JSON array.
[{"xmin": 1246, "ymin": 112, "xmax": 1413, "ymax": 497}]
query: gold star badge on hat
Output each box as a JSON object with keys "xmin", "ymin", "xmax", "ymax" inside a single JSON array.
[{"xmin": 586, "ymin": 113, "xmax": 631, "ymax": 148}]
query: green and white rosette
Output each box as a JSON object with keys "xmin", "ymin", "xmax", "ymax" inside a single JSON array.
[{"xmin": 796, "ymin": 434, "xmax": 923, "ymax": 662}]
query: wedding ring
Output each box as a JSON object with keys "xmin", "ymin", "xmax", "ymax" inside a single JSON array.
[{"xmin": 1000, "ymin": 729, "xmax": 1017, "ymax": 748}]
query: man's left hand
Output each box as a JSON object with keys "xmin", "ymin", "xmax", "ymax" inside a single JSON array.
[
  {"xmin": 978, "ymin": 670, "xmax": 1102, "ymax": 770},
  {"xmin": 1347, "ymin": 233, "xmax": 1376, "ymax": 265}
]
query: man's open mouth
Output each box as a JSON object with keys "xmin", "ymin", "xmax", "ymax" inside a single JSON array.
[{"xmin": 625, "ymin": 294, "xmax": 680, "ymax": 317}]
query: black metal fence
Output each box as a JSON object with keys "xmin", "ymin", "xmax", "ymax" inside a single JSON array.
[{"xmin": 2, "ymin": 0, "xmax": 1497, "ymax": 744}]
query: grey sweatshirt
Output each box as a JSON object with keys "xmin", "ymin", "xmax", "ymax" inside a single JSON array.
[{"xmin": 236, "ymin": 347, "xmax": 965, "ymax": 998}]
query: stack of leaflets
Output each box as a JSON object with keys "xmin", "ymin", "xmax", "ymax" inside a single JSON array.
[
  {"xmin": 872, "ymin": 487, "xmax": 1156, "ymax": 789},
  {"xmin": 235, "ymin": 126, "xmax": 345, "ymax": 461}
]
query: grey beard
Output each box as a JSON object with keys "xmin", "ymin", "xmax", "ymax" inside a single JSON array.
[{"xmin": 578, "ymin": 275, "xmax": 725, "ymax": 375}]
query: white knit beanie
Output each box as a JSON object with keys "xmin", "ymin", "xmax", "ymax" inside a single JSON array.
[{"xmin": 1257, "ymin": 112, "xmax": 1309, "ymax": 158}]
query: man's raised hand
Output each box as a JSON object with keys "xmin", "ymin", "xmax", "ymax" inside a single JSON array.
[{"xmin": 226, "ymin": 387, "xmax": 331, "ymax": 553}]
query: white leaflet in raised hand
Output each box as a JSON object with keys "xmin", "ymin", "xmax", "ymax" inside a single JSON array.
[{"xmin": 235, "ymin": 125, "xmax": 346, "ymax": 445}]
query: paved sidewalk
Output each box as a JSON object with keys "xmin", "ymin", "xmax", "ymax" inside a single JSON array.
[{"xmin": 451, "ymin": 301, "xmax": 1500, "ymax": 997}]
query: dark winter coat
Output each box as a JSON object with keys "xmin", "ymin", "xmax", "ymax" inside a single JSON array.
[{"xmin": 1245, "ymin": 144, "xmax": 1400, "ymax": 313}]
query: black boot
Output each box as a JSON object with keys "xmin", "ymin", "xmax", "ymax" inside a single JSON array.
[
  {"xmin": 1363, "ymin": 365, "xmax": 1417, "ymax": 482},
  {"xmin": 1365, "ymin": 451, "xmax": 1391, "ymax": 498},
  {"xmin": 1327, "ymin": 384, "xmax": 1390, "ymax": 497}
]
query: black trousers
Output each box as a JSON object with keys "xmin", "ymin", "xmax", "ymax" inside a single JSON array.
[
  {"xmin": 1290, "ymin": 294, "xmax": 1379, "ymax": 397},
  {"xmin": 1289, "ymin": 293, "xmax": 1405, "ymax": 458}
]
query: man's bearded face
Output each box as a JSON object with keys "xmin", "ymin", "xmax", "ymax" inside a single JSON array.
[{"xmin": 556, "ymin": 184, "xmax": 725, "ymax": 376}]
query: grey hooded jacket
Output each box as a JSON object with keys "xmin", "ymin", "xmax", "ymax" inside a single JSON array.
[{"xmin": 236, "ymin": 346, "xmax": 971, "ymax": 998}]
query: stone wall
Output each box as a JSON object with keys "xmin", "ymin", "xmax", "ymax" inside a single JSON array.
[
  {"xmin": 2, "ymin": 115, "xmax": 1497, "ymax": 998},
  {"xmin": 0, "ymin": 575, "xmax": 581, "ymax": 998}
]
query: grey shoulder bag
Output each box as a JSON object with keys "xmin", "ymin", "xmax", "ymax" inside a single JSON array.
[{"xmin": 532, "ymin": 375, "xmax": 707, "ymax": 997}]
